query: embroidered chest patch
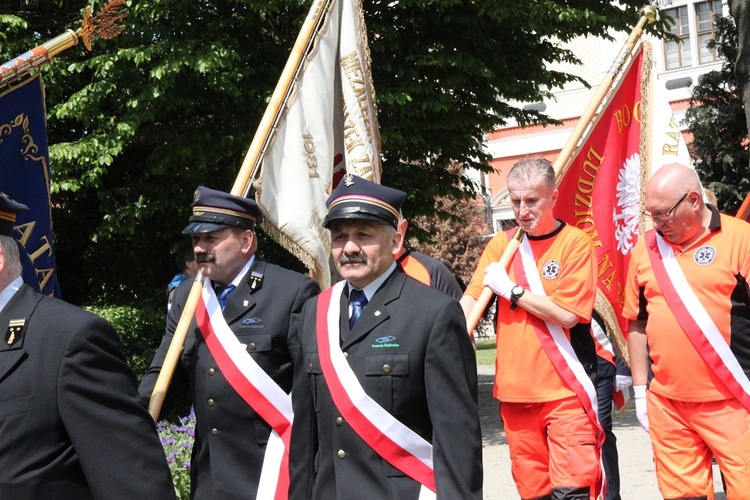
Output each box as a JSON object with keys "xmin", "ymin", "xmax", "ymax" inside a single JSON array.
[
  {"xmin": 542, "ymin": 259, "xmax": 560, "ymax": 280},
  {"xmin": 694, "ymin": 245, "xmax": 716, "ymax": 266},
  {"xmin": 240, "ymin": 317, "xmax": 264, "ymax": 329},
  {"xmin": 372, "ymin": 335, "xmax": 399, "ymax": 348}
]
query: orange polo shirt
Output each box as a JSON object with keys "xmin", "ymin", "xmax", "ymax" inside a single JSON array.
[
  {"xmin": 623, "ymin": 209, "xmax": 750, "ymax": 401},
  {"xmin": 466, "ymin": 222, "xmax": 597, "ymax": 402}
]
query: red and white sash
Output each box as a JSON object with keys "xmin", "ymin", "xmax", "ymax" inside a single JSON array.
[
  {"xmin": 316, "ymin": 282, "xmax": 436, "ymax": 499},
  {"xmin": 195, "ymin": 280, "xmax": 292, "ymax": 500},
  {"xmin": 646, "ymin": 230, "xmax": 750, "ymax": 412},
  {"xmin": 515, "ymin": 237, "xmax": 604, "ymax": 498},
  {"xmin": 591, "ymin": 320, "xmax": 630, "ymax": 412}
]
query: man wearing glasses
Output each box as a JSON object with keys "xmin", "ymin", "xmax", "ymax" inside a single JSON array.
[{"xmin": 624, "ymin": 163, "xmax": 750, "ymax": 498}]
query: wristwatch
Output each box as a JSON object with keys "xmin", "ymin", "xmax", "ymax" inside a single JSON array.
[{"xmin": 509, "ymin": 285, "xmax": 525, "ymax": 311}]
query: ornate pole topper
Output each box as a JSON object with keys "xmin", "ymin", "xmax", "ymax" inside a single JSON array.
[{"xmin": 0, "ymin": 0, "xmax": 128, "ymax": 87}]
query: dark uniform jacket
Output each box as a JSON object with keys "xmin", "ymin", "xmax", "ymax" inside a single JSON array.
[
  {"xmin": 289, "ymin": 267, "xmax": 483, "ymax": 499},
  {"xmin": 140, "ymin": 259, "xmax": 320, "ymax": 499},
  {"xmin": 0, "ymin": 284, "xmax": 176, "ymax": 499},
  {"xmin": 397, "ymin": 250, "xmax": 463, "ymax": 299}
]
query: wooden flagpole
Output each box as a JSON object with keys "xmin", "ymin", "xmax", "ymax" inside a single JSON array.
[
  {"xmin": 465, "ymin": 5, "xmax": 657, "ymax": 334},
  {"xmin": 148, "ymin": 0, "xmax": 335, "ymax": 421}
]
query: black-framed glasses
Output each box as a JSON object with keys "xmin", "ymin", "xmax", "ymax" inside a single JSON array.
[{"xmin": 644, "ymin": 192, "xmax": 688, "ymax": 222}]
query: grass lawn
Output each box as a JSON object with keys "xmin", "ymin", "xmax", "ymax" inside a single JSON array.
[{"xmin": 475, "ymin": 337, "xmax": 496, "ymax": 366}]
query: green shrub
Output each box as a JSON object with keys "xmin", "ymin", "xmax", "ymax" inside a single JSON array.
[{"xmin": 85, "ymin": 304, "xmax": 166, "ymax": 379}]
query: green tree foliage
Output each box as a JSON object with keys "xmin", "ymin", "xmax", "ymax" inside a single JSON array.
[
  {"xmin": 408, "ymin": 165, "xmax": 491, "ymax": 287},
  {"xmin": 0, "ymin": 0, "xmax": 667, "ymax": 306},
  {"xmin": 728, "ymin": 0, "xmax": 750, "ymax": 157},
  {"xmin": 684, "ymin": 16, "xmax": 750, "ymax": 213}
]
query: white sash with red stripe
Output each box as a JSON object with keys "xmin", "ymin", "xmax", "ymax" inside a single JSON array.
[
  {"xmin": 647, "ymin": 231, "xmax": 750, "ymax": 411},
  {"xmin": 517, "ymin": 238, "xmax": 601, "ymax": 423},
  {"xmin": 316, "ymin": 281, "xmax": 436, "ymax": 499},
  {"xmin": 517, "ymin": 237, "xmax": 604, "ymax": 498},
  {"xmin": 195, "ymin": 280, "xmax": 292, "ymax": 500}
]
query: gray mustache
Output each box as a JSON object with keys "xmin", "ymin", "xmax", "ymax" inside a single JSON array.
[{"xmin": 339, "ymin": 253, "xmax": 366, "ymax": 265}]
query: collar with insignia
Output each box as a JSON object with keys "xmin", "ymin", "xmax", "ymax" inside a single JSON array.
[
  {"xmin": 6, "ymin": 319, "xmax": 26, "ymax": 347},
  {"xmin": 248, "ymin": 271, "xmax": 264, "ymax": 291}
]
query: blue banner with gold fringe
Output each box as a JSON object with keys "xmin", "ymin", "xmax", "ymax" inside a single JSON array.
[{"xmin": 0, "ymin": 74, "xmax": 60, "ymax": 297}]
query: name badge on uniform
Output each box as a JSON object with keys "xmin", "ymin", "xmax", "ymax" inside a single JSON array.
[{"xmin": 6, "ymin": 319, "xmax": 26, "ymax": 347}]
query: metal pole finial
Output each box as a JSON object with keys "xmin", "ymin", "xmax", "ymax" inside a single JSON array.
[{"xmin": 638, "ymin": 5, "xmax": 659, "ymax": 24}]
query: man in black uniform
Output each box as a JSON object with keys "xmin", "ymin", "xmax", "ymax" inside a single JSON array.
[
  {"xmin": 395, "ymin": 217, "xmax": 463, "ymax": 299},
  {"xmin": 0, "ymin": 193, "xmax": 176, "ymax": 499},
  {"xmin": 289, "ymin": 175, "xmax": 482, "ymax": 499},
  {"xmin": 140, "ymin": 186, "xmax": 320, "ymax": 499}
]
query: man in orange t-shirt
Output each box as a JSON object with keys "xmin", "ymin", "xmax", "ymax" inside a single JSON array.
[
  {"xmin": 624, "ymin": 163, "xmax": 750, "ymax": 499},
  {"xmin": 461, "ymin": 158, "xmax": 599, "ymax": 500}
]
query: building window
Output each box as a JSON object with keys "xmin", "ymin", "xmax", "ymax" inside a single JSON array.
[
  {"xmin": 494, "ymin": 218, "xmax": 517, "ymax": 234},
  {"xmin": 695, "ymin": 0, "xmax": 723, "ymax": 64},
  {"xmin": 664, "ymin": 6, "xmax": 691, "ymax": 69}
]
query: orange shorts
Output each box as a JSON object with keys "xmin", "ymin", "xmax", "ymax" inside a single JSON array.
[
  {"xmin": 500, "ymin": 396, "xmax": 599, "ymax": 499},
  {"xmin": 648, "ymin": 391, "xmax": 750, "ymax": 500}
]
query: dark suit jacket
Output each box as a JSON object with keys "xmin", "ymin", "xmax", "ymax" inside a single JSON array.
[
  {"xmin": 399, "ymin": 250, "xmax": 464, "ymax": 299},
  {"xmin": 140, "ymin": 259, "xmax": 320, "ymax": 499},
  {"xmin": 289, "ymin": 267, "xmax": 483, "ymax": 499},
  {"xmin": 0, "ymin": 284, "xmax": 176, "ymax": 499}
]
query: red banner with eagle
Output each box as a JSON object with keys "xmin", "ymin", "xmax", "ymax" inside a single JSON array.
[{"xmin": 554, "ymin": 41, "xmax": 691, "ymax": 357}]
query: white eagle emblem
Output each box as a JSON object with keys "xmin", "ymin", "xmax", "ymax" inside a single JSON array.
[{"xmin": 614, "ymin": 153, "xmax": 642, "ymax": 256}]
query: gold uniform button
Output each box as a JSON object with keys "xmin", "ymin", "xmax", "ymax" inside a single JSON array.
[
  {"xmin": 207, "ymin": 399, "xmax": 215, "ymax": 407},
  {"xmin": 248, "ymin": 342, "xmax": 256, "ymax": 351},
  {"xmin": 335, "ymin": 417, "xmax": 344, "ymax": 426},
  {"xmin": 337, "ymin": 450, "xmax": 346, "ymax": 459},
  {"xmin": 382, "ymin": 364, "xmax": 391, "ymax": 374},
  {"xmin": 211, "ymin": 428, "xmax": 219, "ymax": 436},
  {"xmin": 343, "ymin": 352, "xmax": 349, "ymax": 359},
  {"xmin": 208, "ymin": 368, "xmax": 216, "ymax": 376},
  {"xmin": 308, "ymin": 363, "xmax": 313, "ymax": 370}
]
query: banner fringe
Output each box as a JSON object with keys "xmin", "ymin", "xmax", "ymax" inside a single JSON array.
[{"xmin": 260, "ymin": 219, "xmax": 327, "ymax": 288}]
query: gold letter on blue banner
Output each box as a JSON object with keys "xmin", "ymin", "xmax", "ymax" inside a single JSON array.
[{"xmin": 0, "ymin": 75, "xmax": 60, "ymax": 297}]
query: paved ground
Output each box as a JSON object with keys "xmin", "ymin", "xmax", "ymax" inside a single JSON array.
[{"xmin": 478, "ymin": 365, "xmax": 728, "ymax": 499}]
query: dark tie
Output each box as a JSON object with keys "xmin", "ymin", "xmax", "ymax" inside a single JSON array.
[
  {"xmin": 349, "ymin": 289, "xmax": 368, "ymax": 328},
  {"xmin": 215, "ymin": 284, "xmax": 236, "ymax": 310}
]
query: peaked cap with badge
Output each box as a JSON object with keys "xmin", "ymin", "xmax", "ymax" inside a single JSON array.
[
  {"xmin": 323, "ymin": 174, "xmax": 406, "ymax": 229},
  {"xmin": 0, "ymin": 192, "xmax": 29, "ymax": 237},
  {"xmin": 183, "ymin": 186, "xmax": 264, "ymax": 234}
]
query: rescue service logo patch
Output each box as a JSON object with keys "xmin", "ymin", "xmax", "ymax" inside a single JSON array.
[
  {"xmin": 542, "ymin": 259, "xmax": 560, "ymax": 280},
  {"xmin": 240, "ymin": 317, "xmax": 264, "ymax": 329},
  {"xmin": 694, "ymin": 246, "xmax": 716, "ymax": 266},
  {"xmin": 372, "ymin": 335, "xmax": 399, "ymax": 348}
]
